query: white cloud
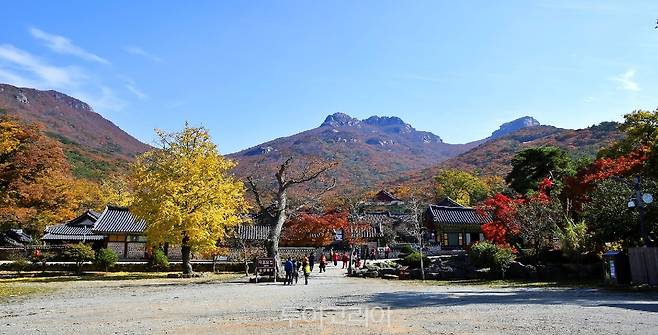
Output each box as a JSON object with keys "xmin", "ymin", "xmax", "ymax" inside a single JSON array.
[
  {"xmin": 29, "ymin": 27, "xmax": 109, "ymax": 64},
  {"xmin": 74, "ymin": 86, "xmax": 126, "ymax": 113},
  {"xmin": 0, "ymin": 44, "xmax": 86, "ymax": 88},
  {"xmin": 125, "ymin": 83, "xmax": 148, "ymax": 101},
  {"xmin": 612, "ymin": 69, "xmax": 640, "ymax": 92},
  {"xmin": 0, "ymin": 44, "xmax": 125, "ymax": 113},
  {"xmin": 123, "ymin": 45, "xmax": 163, "ymax": 63}
]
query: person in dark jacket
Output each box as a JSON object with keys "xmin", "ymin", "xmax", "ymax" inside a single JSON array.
[
  {"xmin": 308, "ymin": 252, "xmax": 315, "ymax": 272},
  {"xmin": 284, "ymin": 257, "xmax": 294, "ymax": 285},
  {"xmin": 292, "ymin": 259, "xmax": 299, "ymax": 284}
]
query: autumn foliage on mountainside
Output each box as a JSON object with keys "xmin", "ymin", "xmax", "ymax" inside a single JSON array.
[{"xmin": 0, "ymin": 115, "xmax": 111, "ymax": 233}]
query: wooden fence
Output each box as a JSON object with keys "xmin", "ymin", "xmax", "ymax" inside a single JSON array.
[{"xmin": 629, "ymin": 247, "xmax": 658, "ymax": 286}]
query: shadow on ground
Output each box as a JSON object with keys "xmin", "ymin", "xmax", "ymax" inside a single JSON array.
[{"xmin": 359, "ymin": 288, "xmax": 658, "ymax": 313}]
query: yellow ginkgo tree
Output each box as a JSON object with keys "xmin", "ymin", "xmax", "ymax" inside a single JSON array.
[{"xmin": 130, "ymin": 124, "xmax": 247, "ymax": 274}]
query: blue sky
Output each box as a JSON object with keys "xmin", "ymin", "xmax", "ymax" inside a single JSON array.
[{"xmin": 1, "ymin": 1, "xmax": 657, "ymax": 153}]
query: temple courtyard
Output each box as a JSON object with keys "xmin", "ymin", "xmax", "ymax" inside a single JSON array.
[{"xmin": 1, "ymin": 266, "xmax": 657, "ymax": 335}]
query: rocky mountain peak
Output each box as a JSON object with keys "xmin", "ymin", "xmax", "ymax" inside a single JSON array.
[
  {"xmin": 490, "ymin": 116, "xmax": 540, "ymax": 139},
  {"xmin": 320, "ymin": 112, "xmax": 361, "ymax": 127},
  {"xmin": 363, "ymin": 115, "xmax": 407, "ymax": 127}
]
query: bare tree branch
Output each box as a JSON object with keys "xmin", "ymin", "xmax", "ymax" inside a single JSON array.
[{"xmin": 246, "ymin": 176, "xmax": 267, "ymax": 212}]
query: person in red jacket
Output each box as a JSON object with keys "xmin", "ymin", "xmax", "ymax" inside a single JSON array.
[
  {"xmin": 332, "ymin": 251, "xmax": 339, "ymax": 266},
  {"xmin": 341, "ymin": 252, "xmax": 349, "ymax": 269},
  {"xmin": 319, "ymin": 253, "xmax": 327, "ymax": 273}
]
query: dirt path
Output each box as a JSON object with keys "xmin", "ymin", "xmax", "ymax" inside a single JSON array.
[{"xmin": 2, "ymin": 265, "xmax": 657, "ymax": 335}]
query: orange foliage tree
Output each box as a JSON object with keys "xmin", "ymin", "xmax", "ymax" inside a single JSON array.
[
  {"xmin": 281, "ymin": 211, "xmax": 349, "ymax": 247},
  {"xmin": 562, "ymin": 148, "xmax": 648, "ymax": 211},
  {"xmin": 0, "ymin": 116, "xmax": 95, "ymax": 233}
]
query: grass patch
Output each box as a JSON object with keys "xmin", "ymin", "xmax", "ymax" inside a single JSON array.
[
  {"xmin": 0, "ymin": 283, "xmax": 53, "ymax": 300},
  {"xmin": 1, "ymin": 271, "xmax": 242, "ymax": 284}
]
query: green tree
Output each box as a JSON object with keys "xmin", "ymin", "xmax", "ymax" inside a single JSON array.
[
  {"xmin": 94, "ymin": 248, "xmax": 119, "ymax": 272},
  {"xmin": 130, "ymin": 124, "xmax": 248, "ymax": 274},
  {"xmin": 582, "ymin": 178, "xmax": 658, "ymax": 249},
  {"xmin": 556, "ymin": 217, "xmax": 590, "ymax": 262},
  {"xmin": 434, "ymin": 169, "xmax": 488, "ymax": 206},
  {"xmin": 513, "ymin": 198, "xmax": 563, "ymax": 258},
  {"xmin": 151, "ymin": 249, "xmax": 170, "ymax": 270},
  {"xmin": 63, "ymin": 243, "xmax": 95, "ymax": 274},
  {"xmin": 506, "ymin": 146, "xmax": 574, "ymax": 194},
  {"xmin": 469, "ymin": 241, "xmax": 515, "ymax": 278}
]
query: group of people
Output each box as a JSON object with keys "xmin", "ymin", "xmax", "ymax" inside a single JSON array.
[
  {"xmin": 283, "ymin": 251, "xmax": 329, "ymax": 285},
  {"xmin": 281, "ymin": 247, "xmax": 393, "ymax": 285}
]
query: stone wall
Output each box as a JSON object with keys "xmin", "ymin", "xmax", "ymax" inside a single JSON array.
[
  {"xmin": 126, "ymin": 242, "xmax": 146, "ymax": 259},
  {"xmin": 107, "ymin": 242, "xmax": 125, "ymax": 258}
]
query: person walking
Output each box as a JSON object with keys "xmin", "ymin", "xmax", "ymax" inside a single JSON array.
[
  {"xmin": 319, "ymin": 253, "xmax": 327, "ymax": 273},
  {"xmin": 341, "ymin": 252, "xmax": 349, "ymax": 269},
  {"xmin": 308, "ymin": 252, "xmax": 315, "ymax": 272},
  {"xmin": 332, "ymin": 251, "xmax": 338, "ymax": 266},
  {"xmin": 284, "ymin": 257, "xmax": 293, "ymax": 285},
  {"xmin": 302, "ymin": 257, "xmax": 311, "ymax": 285},
  {"xmin": 292, "ymin": 259, "xmax": 300, "ymax": 285},
  {"xmin": 384, "ymin": 245, "xmax": 391, "ymax": 259}
]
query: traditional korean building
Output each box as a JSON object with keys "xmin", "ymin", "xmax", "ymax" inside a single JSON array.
[
  {"xmin": 42, "ymin": 210, "xmax": 104, "ymax": 247},
  {"xmin": 0, "ymin": 228, "xmax": 34, "ymax": 247},
  {"xmin": 371, "ymin": 190, "xmax": 404, "ymax": 204},
  {"xmin": 424, "ymin": 198, "xmax": 489, "ymax": 250},
  {"xmin": 358, "ymin": 212, "xmax": 416, "ymax": 243},
  {"xmin": 92, "ymin": 205, "xmax": 147, "ymax": 259}
]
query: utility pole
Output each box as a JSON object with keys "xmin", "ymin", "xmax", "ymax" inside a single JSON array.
[{"xmin": 632, "ymin": 176, "xmax": 655, "ymax": 247}]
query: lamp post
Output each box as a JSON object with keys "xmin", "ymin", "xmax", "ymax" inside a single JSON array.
[{"xmin": 627, "ymin": 176, "xmax": 655, "ymax": 247}]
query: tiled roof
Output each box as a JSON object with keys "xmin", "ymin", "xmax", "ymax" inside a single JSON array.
[
  {"xmin": 45, "ymin": 224, "xmax": 95, "ymax": 236},
  {"xmin": 42, "ymin": 233, "xmax": 105, "ymax": 241},
  {"xmin": 360, "ymin": 212, "xmax": 398, "ymax": 225},
  {"xmin": 93, "ymin": 206, "xmax": 146, "ymax": 234},
  {"xmin": 43, "ymin": 210, "xmax": 105, "ymax": 241},
  {"xmin": 427, "ymin": 205, "xmax": 489, "ymax": 225},
  {"xmin": 350, "ymin": 225, "xmax": 381, "ymax": 238},
  {"xmin": 236, "ymin": 224, "xmax": 271, "ymax": 240},
  {"xmin": 373, "ymin": 190, "xmax": 402, "ymax": 202},
  {"xmin": 1, "ymin": 229, "xmax": 34, "ymax": 246}
]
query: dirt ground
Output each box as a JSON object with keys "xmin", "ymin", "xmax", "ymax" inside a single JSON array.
[{"xmin": 1, "ymin": 265, "xmax": 657, "ymax": 335}]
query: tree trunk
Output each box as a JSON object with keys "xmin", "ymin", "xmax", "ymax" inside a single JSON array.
[
  {"xmin": 348, "ymin": 245, "xmax": 355, "ymax": 275},
  {"xmin": 242, "ymin": 243, "xmax": 250, "ymax": 276},
  {"xmin": 267, "ymin": 190, "xmax": 287, "ymax": 279},
  {"xmin": 181, "ymin": 235, "xmax": 193, "ymax": 275}
]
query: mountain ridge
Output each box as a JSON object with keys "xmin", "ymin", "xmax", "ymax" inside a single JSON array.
[
  {"xmin": 0, "ymin": 83, "xmax": 150, "ymax": 179},
  {"xmin": 227, "ymin": 112, "xmax": 543, "ymax": 194}
]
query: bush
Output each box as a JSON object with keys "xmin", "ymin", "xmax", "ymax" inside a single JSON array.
[
  {"xmin": 402, "ymin": 252, "xmax": 430, "ymax": 268},
  {"xmin": 12, "ymin": 256, "xmax": 30, "ymax": 275},
  {"xmin": 556, "ymin": 218, "xmax": 590, "ymax": 262},
  {"xmin": 94, "ymin": 248, "xmax": 119, "ymax": 271},
  {"xmin": 469, "ymin": 241, "xmax": 515, "ymax": 277},
  {"xmin": 63, "ymin": 243, "xmax": 95, "ymax": 273},
  {"xmin": 151, "ymin": 249, "xmax": 169, "ymax": 270},
  {"xmin": 400, "ymin": 244, "xmax": 416, "ymax": 254}
]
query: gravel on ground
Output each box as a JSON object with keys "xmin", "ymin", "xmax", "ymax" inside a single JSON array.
[{"xmin": 1, "ymin": 265, "xmax": 657, "ymax": 335}]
